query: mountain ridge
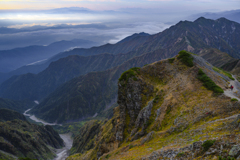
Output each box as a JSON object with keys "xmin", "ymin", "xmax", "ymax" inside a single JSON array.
[
  {"xmin": 67, "ymin": 51, "xmax": 240, "ymax": 160},
  {"xmin": 1, "ymin": 17, "xmax": 240, "ymax": 123}
]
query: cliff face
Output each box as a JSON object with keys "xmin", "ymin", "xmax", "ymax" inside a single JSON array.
[
  {"xmin": 0, "ymin": 109, "xmax": 64, "ymax": 160},
  {"xmin": 68, "ymin": 51, "xmax": 240, "ymax": 160}
]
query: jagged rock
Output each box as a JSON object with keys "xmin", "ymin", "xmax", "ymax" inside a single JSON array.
[
  {"xmin": 205, "ymin": 148, "xmax": 218, "ymax": 155},
  {"xmin": 135, "ymin": 100, "xmax": 154, "ymax": 129},
  {"xmin": 231, "ymin": 114, "xmax": 240, "ymax": 128},
  {"xmin": 192, "ymin": 141, "xmax": 203, "ymax": 152},
  {"xmin": 155, "ymin": 107, "xmax": 162, "ymax": 121},
  {"xmin": 142, "ymin": 148, "xmax": 179, "ymax": 160},
  {"xmin": 140, "ymin": 131, "xmax": 155, "ymax": 145},
  {"xmin": 167, "ymin": 122, "xmax": 189, "ymax": 134},
  {"xmin": 130, "ymin": 100, "xmax": 154, "ymax": 140},
  {"xmin": 131, "ymin": 130, "xmax": 145, "ymax": 141},
  {"xmin": 229, "ymin": 145, "xmax": 240, "ymax": 157},
  {"xmin": 117, "ymin": 76, "xmax": 154, "ymax": 142}
]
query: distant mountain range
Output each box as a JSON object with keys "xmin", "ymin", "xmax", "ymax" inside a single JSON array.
[
  {"xmin": 1, "ymin": 17, "xmax": 240, "ymax": 123},
  {"xmin": 0, "ymin": 32, "xmax": 151, "ymax": 100},
  {"xmin": 0, "ymin": 32, "xmax": 149, "ymax": 84},
  {"xmin": 190, "ymin": 9, "xmax": 240, "ymax": 23},
  {"xmin": 0, "ymin": 39, "xmax": 98, "ymax": 73}
]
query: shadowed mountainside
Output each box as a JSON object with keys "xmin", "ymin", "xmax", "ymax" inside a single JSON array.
[
  {"xmin": 1, "ymin": 17, "xmax": 240, "ymax": 123},
  {"xmin": 0, "ymin": 109, "xmax": 64, "ymax": 160},
  {"xmin": 0, "ymin": 32, "xmax": 151, "ymax": 85},
  {"xmin": 197, "ymin": 48, "xmax": 240, "ymax": 75},
  {"xmin": 0, "ymin": 39, "xmax": 98, "ymax": 73},
  {"xmin": 0, "ymin": 98, "xmax": 33, "ymax": 113},
  {"xmin": 0, "ymin": 108, "xmax": 27, "ymax": 122},
  {"xmin": 1, "ymin": 17, "xmax": 240, "ymax": 102}
]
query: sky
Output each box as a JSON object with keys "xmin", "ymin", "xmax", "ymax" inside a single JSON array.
[
  {"xmin": 0, "ymin": 0, "xmax": 239, "ymax": 50},
  {"xmin": 0, "ymin": 0, "xmax": 239, "ymax": 11}
]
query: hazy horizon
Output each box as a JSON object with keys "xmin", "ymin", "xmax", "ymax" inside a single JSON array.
[{"xmin": 0, "ymin": 0, "xmax": 239, "ymax": 50}]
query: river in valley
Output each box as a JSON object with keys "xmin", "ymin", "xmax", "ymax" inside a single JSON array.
[{"xmin": 24, "ymin": 108, "xmax": 73, "ymax": 160}]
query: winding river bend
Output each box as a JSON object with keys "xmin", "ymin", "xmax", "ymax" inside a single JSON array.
[{"xmin": 24, "ymin": 108, "xmax": 73, "ymax": 160}]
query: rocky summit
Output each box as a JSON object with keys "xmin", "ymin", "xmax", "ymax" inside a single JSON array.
[{"xmin": 67, "ymin": 51, "xmax": 240, "ymax": 160}]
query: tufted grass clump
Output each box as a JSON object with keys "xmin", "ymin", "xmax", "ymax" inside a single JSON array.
[
  {"xmin": 219, "ymin": 156, "xmax": 235, "ymax": 160},
  {"xmin": 176, "ymin": 152, "xmax": 185, "ymax": 157},
  {"xmin": 231, "ymin": 98, "xmax": 238, "ymax": 101},
  {"xmin": 129, "ymin": 144, "xmax": 134, "ymax": 149},
  {"xmin": 168, "ymin": 58, "xmax": 175, "ymax": 63},
  {"xmin": 105, "ymin": 154, "xmax": 111, "ymax": 159},
  {"xmin": 153, "ymin": 95, "xmax": 160, "ymax": 103},
  {"xmin": 198, "ymin": 69, "xmax": 224, "ymax": 93},
  {"xmin": 177, "ymin": 50, "xmax": 194, "ymax": 67},
  {"xmin": 119, "ymin": 67, "xmax": 140, "ymax": 82},
  {"xmin": 202, "ymin": 140, "xmax": 216, "ymax": 151}
]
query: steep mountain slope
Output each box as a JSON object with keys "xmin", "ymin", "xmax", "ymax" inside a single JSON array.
[
  {"xmin": 198, "ymin": 48, "xmax": 237, "ymax": 68},
  {"xmin": 0, "ymin": 17, "xmax": 240, "ymax": 87},
  {"xmin": 0, "ymin": 109, "xmax": 64, "ymax": 160},
  {"xmin": 222, "ymin": 60, "xmax": 240, "ymax": 75},
  {"xmin": 197, "ymin": 48, "xmax": 240, "ymax": 75},
  {"xmin": 0, "ymin": 39, "xmax": 97, "ymax": 73},
  {"xmin": 0, "ymin": 32, "xmax": 151, "ymax": 85},
  {"xmin": 0, "ymin": 98, "xmax": 33, "ymax": 113},
  {"xmin": 1, "ymin": 17, "xmax": 239, "ymax": 102},
  {"xmin": 67, "ymin": 51, "xmax": 240, "ymax": 160},
  {"xmin": 28, "ymin": 47, "xmax": 181, "ymax": 123},
  {"xmin": 49, "ymin": 32, "xmax": 150, "ymax": 61},
  {"xmin": 53, "ymin": 17, "xmax": 240, "ymax": 61},
  {"xmin": 1, "ymin": 17, "xmax": 240, "ymax": 124},
  {"xmin": 0, "ymin": 53, "xmax": 142, "ymax": 101},
  {"xmin": 0, "ymin": 108, "xmax": 27, "ymax": 122}
]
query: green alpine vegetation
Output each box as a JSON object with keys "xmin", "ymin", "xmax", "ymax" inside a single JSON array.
[
  {"xmin": 0, "ymin": 109, "xmax": 64, "ymax": 160},
  {"xmin": 197, "ymin": 69, "xmax": 224, "ymax": 93},
  {"xmin": 231, "ymin": 98, "xmax": 238, "ymax": 101},
  {"xmin": 119, "ymin": 67, "xmax": 140, "ymax": 82},
  {"xmin": 177, "ymin": 50, "xmax": 194, "ymax": 67},
  {"xmin": 168, "ymin": 58, "xmax": 175, "ymax": 63}
]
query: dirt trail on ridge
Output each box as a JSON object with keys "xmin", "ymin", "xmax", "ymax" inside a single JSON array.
[{"xmin": 224, "ymin": 75, "xmax": 240, "ymax": 101}]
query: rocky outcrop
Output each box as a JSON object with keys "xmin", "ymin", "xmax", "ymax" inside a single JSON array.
[
  {"xmin": 68, "ymin": 51, "xmax": 240, "ymax": 160},
  {"xmin": 130, "ymin": 100, "xmax": 154, "ymax": 141},
  {"xmin": 117, "ymin": 69, "xmax": 154, "ymax": 142}
]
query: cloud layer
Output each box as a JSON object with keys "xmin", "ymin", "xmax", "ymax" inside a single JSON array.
[{"xmin": 0, "ymin": 1, "xmax": 239, "ymax": 50}]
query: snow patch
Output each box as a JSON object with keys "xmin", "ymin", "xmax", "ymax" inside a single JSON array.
[
  {"xmin": 93, "ymin": 113, "xmax": 98, "ymax": 117},
  {"xmin": 34, "ymin": 100, "xmax": 39, "ymax": 105},
  {"xmin": 26, "ymin": 59, "xmax": 47, "ymax": 66}
]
